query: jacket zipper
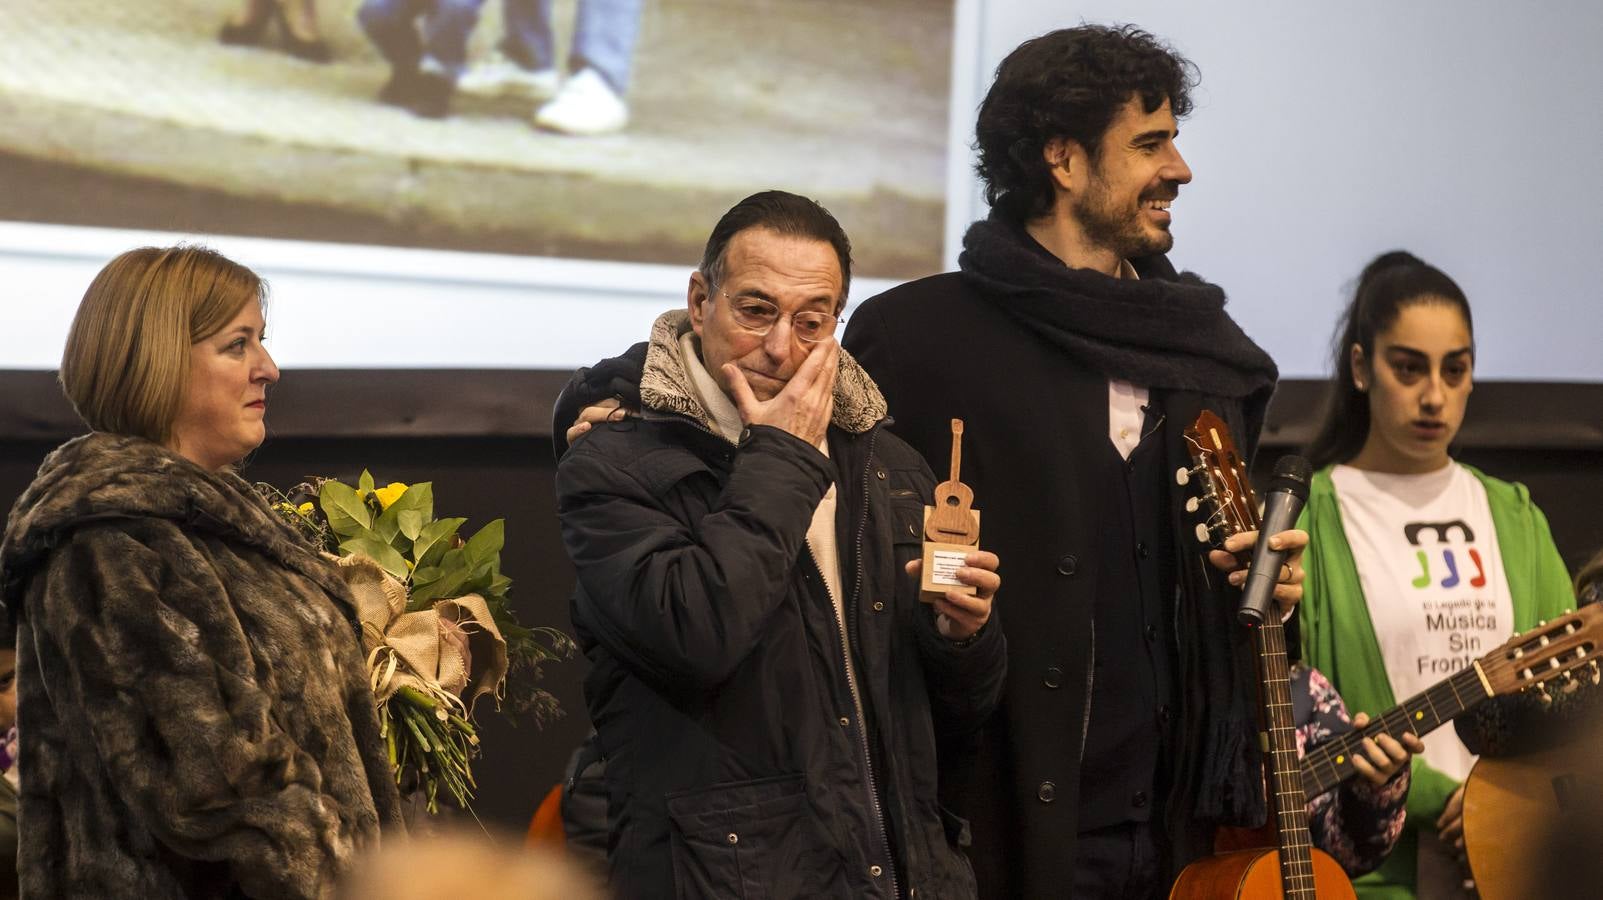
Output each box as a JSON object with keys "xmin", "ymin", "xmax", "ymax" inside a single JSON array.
[
  {"xmin": 834, "ymin": 425, "xmax": 899, "ymax": 899},
  {"xmin": 668, "ymin": 410, "xmax": 899, "ymax": 895}
]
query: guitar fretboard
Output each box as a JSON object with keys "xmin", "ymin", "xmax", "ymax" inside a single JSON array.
[
  {"xmin": 1258, "ymin": 616, "xmax": 1319, "ymax": 900},
  {"xmin": 1300, "ymin": 664, "xmax": 1490, "ymax": 799}
]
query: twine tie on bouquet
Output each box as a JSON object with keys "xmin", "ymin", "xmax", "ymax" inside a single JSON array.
[{"xmin": 335, "ymin": 553, "xmax": 509, "ymax": 717}]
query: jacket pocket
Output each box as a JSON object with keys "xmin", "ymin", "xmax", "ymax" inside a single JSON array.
[
  {"xmin": 922, "ymin": 803, "xmax": 979, "ymax": 898},
  {"xmin": 890, "ymin": 492, "xmax": 926, "ymax": 549},
  {"xmin": 664, "ymin": 774, "xmax": 841, "ymax": 900}
]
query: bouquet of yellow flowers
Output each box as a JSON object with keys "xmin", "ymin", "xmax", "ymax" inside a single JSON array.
[{"xmin": 262, "ymin": 472, "xmax": 572, "ymax": 813}]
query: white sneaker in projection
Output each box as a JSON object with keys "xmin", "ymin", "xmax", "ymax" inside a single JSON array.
[
  {"xmin": 458, "ymin": 51, "xmax": 560, "ymax": 101},
  {"xmin": 533, "ymin": 68, "xmax": 629, "ymax": 136}
]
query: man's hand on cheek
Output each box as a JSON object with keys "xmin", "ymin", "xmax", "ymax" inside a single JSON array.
[{"xmin": 725, "ymin": 340, "xmax": 838, "ymax": 446}]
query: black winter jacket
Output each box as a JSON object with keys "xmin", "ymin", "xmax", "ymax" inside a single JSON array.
[{"xmin": 555, "ymin": 312, "xmax": 1006, "ymax": 899}]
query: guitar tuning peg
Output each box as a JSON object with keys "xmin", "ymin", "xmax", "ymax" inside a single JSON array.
[
  {"xmin": 1591, "ymin": 660, "xmax": 1601, "ymax": 685},
  {"xmin": 1535, "ymin": 682, "xmax": 1553, "ymax": 705},
  {"xmin": 1185, "ymin": 497, "xmax": 1200, "ymax": 514},
  {"xmin": 1175, "ymin": 467, "xmax": 1191, "ymax": 486},
  {"xmin": 1195, "ymin": 523, "xmax": 1211, "ymax": 544}
]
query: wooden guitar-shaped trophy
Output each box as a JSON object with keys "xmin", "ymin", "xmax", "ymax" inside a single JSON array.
[{"xmin": 921, "ymin": 419, "xmax": 980, "ymax": 600}]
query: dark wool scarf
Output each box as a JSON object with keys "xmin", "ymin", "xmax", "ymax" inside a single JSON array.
[
  {"xmin": 957, "ymin": 214, "xmax": 1277, "ymax": 403},
  {"xmin": 961, "ymin": 216, "xmax": 1274, "ymax": 828}
]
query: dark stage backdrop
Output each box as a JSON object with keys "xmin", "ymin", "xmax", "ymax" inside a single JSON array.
[{"xmin": 0, "ymin": 372, "xmax": 1598, "ymax": 833}]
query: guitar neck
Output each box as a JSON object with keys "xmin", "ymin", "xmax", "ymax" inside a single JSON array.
[
  {"xmin": 1300, "ymin": 664, "xmax": 1490, "ymax": 799},
  {"xmin": 1257, "ymin": 616, "xmax": 1321, "ymax": 900},
  {"xmin": 948, "ymin": 428, "xmax": 962, "ymax": 483}
]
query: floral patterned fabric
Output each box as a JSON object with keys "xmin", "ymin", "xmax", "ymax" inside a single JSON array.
[{"xmin": 1296, "ymin": 664, "xmax": 1410, "ymax": 877}]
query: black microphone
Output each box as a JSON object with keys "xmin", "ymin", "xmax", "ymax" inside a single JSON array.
[{"xmin": 1237, "ymin": 455, "xmax": 1313, "ymax": 626}]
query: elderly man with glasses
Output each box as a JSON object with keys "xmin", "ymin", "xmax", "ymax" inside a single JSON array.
[{"xmin": 554, "ymin": 190, "xmax": 1007, "ymax": 899}]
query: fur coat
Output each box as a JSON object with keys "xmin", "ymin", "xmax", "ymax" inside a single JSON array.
[{"xmin": 0, "ymin": 434, "xmax": 404, "ymax": 899}]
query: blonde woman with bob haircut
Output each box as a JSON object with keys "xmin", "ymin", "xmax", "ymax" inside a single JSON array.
[{"xmin": 0, "ymin": 245, "xmax": 404, "ymax": 898}]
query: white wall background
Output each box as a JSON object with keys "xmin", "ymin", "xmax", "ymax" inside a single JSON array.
[
  {"xmin": 957, "ymin": 0, "xmax": 1603, "ymax": 380},
  {"xmin": 3, "ymin": 0, "xmax": 1600, "ymax": 379}
]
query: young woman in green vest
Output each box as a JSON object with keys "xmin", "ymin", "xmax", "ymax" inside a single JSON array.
[{"xmin": 1297, "ymin": 250, "xmax": 1572, "ymax": 900}]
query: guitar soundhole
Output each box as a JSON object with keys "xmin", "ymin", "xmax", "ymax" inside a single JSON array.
[{"xmin": 945, "ymin": 496, "xmax": 959, "ymax": 506}]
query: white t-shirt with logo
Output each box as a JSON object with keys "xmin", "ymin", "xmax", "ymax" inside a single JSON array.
[{"xmin": 1329, "ymin": 462, "xmax": 1513, "ymax": 782}]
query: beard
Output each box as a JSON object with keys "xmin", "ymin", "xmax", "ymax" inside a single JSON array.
[{"xmin": 1074, "ymin": 176, "xmax": 1176, "ymax": 260}]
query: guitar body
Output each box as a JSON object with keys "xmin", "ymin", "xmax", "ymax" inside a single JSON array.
[
  {"xmin": 1169, "ymin": 848, "xmax": 1358, "ymax": 899},
  {"xmin": 1463, "ymin": 734, "xmax": 1603, "ymax": 900}
]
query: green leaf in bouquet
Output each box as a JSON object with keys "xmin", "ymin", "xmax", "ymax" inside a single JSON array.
[
  {"xmin": 320, "ymin": 481, "xmax": 373, "ymax": 536},
  {"xmin": 411, "ymin": 481, "xmax": 435, "ymax": 524},
  {"xmin": 370, "ymin": 483, "xmax": 425, "ymax": 546},
  {"xmin": 412, "ymin": 517, "xmax": 467, "ymax": 571},
  {"xmin": 360, "ymin": 470, "xmax": 376, "ymax": 494},
  {"xmin": 392, "ymin": 482, "xmax": 433, "ymax": 541},
  {"xmin": 410, "ymin": 548, "xmax": 471, "ymax": 606},
  {"xmin": 488, "ymin": 573, "xmax": 512, "ymax": 598},
  {"xmin": 465, "ymin": 565, "xmax": 495, "ymax": 597},
  {"xmin": 463, "ymin": 519, "xmax": 505, "ymax": 569},
  {"xmin": 340, "ymin": 535, "xmax": 411, "ymax": 581},
  {"xmin": 373, "ymin": 500, "xmax": 402, "ymax": 545}
]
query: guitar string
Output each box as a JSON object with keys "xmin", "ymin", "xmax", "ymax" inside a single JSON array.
[
  {"xmin": 1196, "ymin": 439, "xmax": 1317, "ymax": 893},
  {"xmin": 1190, "ymin": 430, "xmax": 1334, "ymax": 897},
  {"xmin": 1300, "ymin": 666, "xmax": 1485, "ymax": 796}
]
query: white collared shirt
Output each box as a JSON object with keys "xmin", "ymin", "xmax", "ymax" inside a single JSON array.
[{"xmin": 1108, "ymin": 258, "xmax": 1149, "ymax": 460}]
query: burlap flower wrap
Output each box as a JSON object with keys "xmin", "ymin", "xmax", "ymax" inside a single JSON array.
[{"xmin": 333, "ymin": 553, "xmax": 509, "ymax": 716}]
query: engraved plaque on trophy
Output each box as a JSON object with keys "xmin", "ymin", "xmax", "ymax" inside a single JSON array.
[{"xmin": 922, "ymin": 418, "xmax": 981, "ymax": 599}]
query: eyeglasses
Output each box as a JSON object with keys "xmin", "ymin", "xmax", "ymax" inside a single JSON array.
[{"xmin": 709, "ymin": 286, "xmax": 841, "ymax": 344}]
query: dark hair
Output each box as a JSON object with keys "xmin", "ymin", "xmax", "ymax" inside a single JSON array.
[
  {"xmin": 699, "ymin": 191, "xmax": 853, "ymax": 309},
  {"xmin": 1577, "ymin": 547, "xmax": 1603, "ymax": 606},
  {"xmin": 974, "ymin": 24, "xmax": 1198, "ymax": 224},
  {"xmin": 1303, "ymin": 251, "xmax": 1476, "ymax": 469}
]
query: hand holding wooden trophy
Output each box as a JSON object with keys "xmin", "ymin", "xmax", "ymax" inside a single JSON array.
[{"xmin": 921, "ymin": 418, "xmax": 981, "ymax": 599}]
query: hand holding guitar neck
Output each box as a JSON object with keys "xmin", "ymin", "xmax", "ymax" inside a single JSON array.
[
  {"xmin": 1170, "ymin": 410, "xmax": 1355, "ymax": 900},
  {"xmin": 1178, "ymin": 410, "xmax": 1309, "ymax": 617},
  {"xmin": 1237, "ymin": 456, "xmax": 1312, "ymax": 625}
]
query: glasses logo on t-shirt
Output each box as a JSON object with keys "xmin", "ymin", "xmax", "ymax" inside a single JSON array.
[{"xmin": 1404, "ymin": 519, "xmax": 1487, "ymax": 590}]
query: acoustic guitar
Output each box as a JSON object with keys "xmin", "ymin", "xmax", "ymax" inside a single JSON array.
[
  {"xmin": 1168, "ymin": 411, "xmax": 1356, "ymax": 900},
  {"xmin": 1461, "ymin": 677, "xmax": 1602, "ymax": 899},
  {"xmin": 1299, "ymin": 603, "xmax": 1601, "ymax": 802}
]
